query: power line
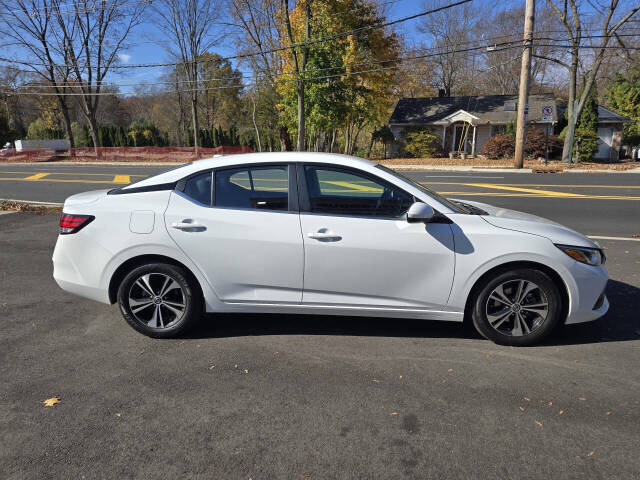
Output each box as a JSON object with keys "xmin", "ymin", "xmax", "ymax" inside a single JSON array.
[
  {"xmin": 0, "ymin": 0, "xmax": 474, "ymax": 71},
  {"xmin": 0, "ymin": 41, "xmax": 556, "ymax": 97},
  {"xmin": 6, "ymin": 30, "xmax": 640, "ymax": 91}
]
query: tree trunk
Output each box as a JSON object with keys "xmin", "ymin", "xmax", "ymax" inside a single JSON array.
[
  {"xmin": 561, "ymin": 52, "xmax": 579, "ymax": 163},
  {"xmin": 296, "ymin": 79, "xmax": 305, "ymax": 151},
  {"xmin": 251, "ymin": 95, "xmax": 262, "ymax": 152},
  {"xmin": 87, "ymin": 114, "xmax": 101, "ymax": 160},
  {"xmin": 58, "ymin": 100, "xmax": 75, "ymax": 156},
  {"xmin": 367, "ymin": 133, "xmax": 375, "ymax": 158},
  {"xmin": 191, "ymin": 96, "xmax": 200, "ymax": 157},
  {"xmin": 279, "ymin": 126, "xmax": 292, "ymax": 151}
]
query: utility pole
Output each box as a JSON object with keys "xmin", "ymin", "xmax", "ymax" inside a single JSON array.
[{"xmin": 514, "ymin": 0, "xmax": 535, "ymax": 169}]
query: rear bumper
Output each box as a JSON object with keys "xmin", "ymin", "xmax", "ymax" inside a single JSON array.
[{"xmin": 52, "ymin": 234, "xmax": 111, "ymax": 304}]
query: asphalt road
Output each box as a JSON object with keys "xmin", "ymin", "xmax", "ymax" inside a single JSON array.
[
  {"xmin": 1, "ymin": 211, "xmax": 640, "ymax": 479},
  {"xmin": 1, "ymin": 163, "xmax": 639, "ymax": 237}
]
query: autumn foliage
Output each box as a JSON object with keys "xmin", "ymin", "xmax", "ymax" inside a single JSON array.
[{"xmin": 481, "ymin": 128, "xmax": 562, "ymax": 159}]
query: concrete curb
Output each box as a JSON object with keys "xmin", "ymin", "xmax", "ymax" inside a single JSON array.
[{"xmin": 388, "ymin": 165, "xmax": 534, "ymax": 173}]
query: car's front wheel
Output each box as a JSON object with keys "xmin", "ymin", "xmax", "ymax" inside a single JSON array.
[
  {"xmin": 117, "ymin": 263, "xmax": 201, "ymax": 338},
  {"xmin": 471, "ymin": 268, "xmax": 563, "ymax": 346}
]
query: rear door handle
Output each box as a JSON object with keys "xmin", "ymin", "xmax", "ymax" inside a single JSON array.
[
  {"xmin": 307, "ymin": 229, "xmax": 342, "ymax": 241},
  {"xmin": 171, "ymin": 219, "xmax": 206, "ymax": 231}
]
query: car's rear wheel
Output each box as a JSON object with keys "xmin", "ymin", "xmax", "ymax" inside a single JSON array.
[
  {"xmin": 117, "ymin": 263, "xmax": 201, "ymax": 338},
  {"xmin": 471, "ymin": 269, "xmax": 562, "ymax": 346}
]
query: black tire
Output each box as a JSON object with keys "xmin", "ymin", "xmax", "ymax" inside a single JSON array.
[
  {"xmin": 117, "ymin": 263, "xmax": 202, "ymax": 338},
  {"xmin": 471, "ymin": 268, "xmax": 563, "ymax": 346}
]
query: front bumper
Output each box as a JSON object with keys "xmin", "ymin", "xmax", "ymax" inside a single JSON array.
[{"xmin": 564, "ymin": 261, "xmax": 609, "ymax": 325}]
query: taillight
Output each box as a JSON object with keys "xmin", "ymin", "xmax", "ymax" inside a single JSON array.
[{"xmin": 59, "ymin": 213, "xmax": 95, "ymax": 234}]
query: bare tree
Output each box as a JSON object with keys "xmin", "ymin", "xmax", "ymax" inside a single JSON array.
[
  {"xmin": 0, "ymin": 0, "xmax": 77, "ymax": 147},
  {"xmin": 54, "ymin": 0, "xmax": 146, "ymax": 157},
  {"xmin": 282, "ymin": 0, "xmax": 312, "ymax": 151},
  {"xmin": 418, "ymin": 0, "xmax": 478, "ymax": 96},
  {"xmin": 153, "ymin": 0, "xmax": 226, "ymax": 154},
  {"xmin": 480, "ymin": 5, "xmax": 556, "ymax": 95},
  {"xmin": 536, "ymin": 0, "xmax": 640, "ymax": 162},
  {"xmin": 231, "ymin": 0, "xmax": 291, "ymax": 150}
]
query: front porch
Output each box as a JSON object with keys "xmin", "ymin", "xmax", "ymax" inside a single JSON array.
[{"xmin": 434, "ymin": 110, "xmax": 482, "ymax": 156}]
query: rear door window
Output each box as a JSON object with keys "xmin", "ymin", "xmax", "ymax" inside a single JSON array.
[
  {"xmin": 182, "ymin": 171, "xmax": 213, "ymax": 205},
  {"xmin": 214, "ymin": 166, "xmax": 289, "ymax": 211}
]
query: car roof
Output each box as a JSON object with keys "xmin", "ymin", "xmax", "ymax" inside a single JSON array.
[
  {"xmin": 192, "ymin": 152, "xmax": 376, "ymax": 168},
  {"xmin": 122, "ymin": 152, "xmax": 377, "ymax": 190},
  {"xmin": 118, "ymin": 151, "xmax": 459, "ymax": 214}
]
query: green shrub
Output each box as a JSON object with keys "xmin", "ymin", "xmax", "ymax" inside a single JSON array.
[
  {"xmin": 559, "ymin": 126, "xmax": 599, "ymax": 161},
  {"xmin": 404, "ymin": 129, "xmax": 442, "ymax": 158},
  {"xmin": 574, "ymin": 128, "xmax": 599, "ymax": 161}
]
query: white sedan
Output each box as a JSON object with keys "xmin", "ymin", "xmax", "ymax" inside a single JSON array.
[{"xmin": 53, "ymin": 153, "xmax": 609, "ymax": 346}]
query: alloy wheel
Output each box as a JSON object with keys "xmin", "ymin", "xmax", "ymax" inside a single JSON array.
[
  {"xmin": 127, "ymin": 273, "xmax": 186, "ymax": 329},
  {"xmin": 485, "ymin": 279, "xmax": 549, "ymax": 337}
]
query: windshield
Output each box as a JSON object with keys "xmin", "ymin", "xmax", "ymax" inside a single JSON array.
[{"xmin": 375, "ymin": 164, "xmax": 469, "ymax": 214}]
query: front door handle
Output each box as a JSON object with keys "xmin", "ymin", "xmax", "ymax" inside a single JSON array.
[
  {"xmin": 171, "ymin": 219, "xmax": 206, "ymax": 232},
  {"xmin": 308, "ymin": 228, "xmax": 342, "ymax": 241}
]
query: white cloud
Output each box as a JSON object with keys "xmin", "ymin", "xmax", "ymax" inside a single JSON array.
[{"xmin": 118, "ymin": 53, "xmax": 132, "ymax": 63}]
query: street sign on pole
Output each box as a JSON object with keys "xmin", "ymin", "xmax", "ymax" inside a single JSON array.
[{"xmin": 541, "ymin": 105, "xmax": 553, "ymax": 123}]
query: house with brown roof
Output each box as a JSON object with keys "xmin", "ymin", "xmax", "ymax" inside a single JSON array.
[{"xmin": 388, "ymin": 93, "xmax": 629, "ymax": 159}]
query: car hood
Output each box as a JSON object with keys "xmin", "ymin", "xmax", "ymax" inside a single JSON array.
[
  {"xmin": 453, "ymin": 199, "xmax": 599, "ymax": 248},
  {"xmin": 64, "ymin": 189, "xmax": 110, "ymax": 206}
]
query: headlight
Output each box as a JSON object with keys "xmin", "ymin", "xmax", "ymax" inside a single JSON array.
[{"xmin": 555, "ymin": 244, "xmax": 605, "ymax": 266}]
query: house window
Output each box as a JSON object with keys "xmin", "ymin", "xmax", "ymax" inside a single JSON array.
[{"xmin": 490, "ymin": 125, "xmax": 506, "ymax": 136}]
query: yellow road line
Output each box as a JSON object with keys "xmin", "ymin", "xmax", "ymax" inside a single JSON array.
[
  {"xmin": 0, "ymin": 177, "xmax": 123, "ymax": 184},
  {"xmin": 422, "ymin": 181, "xmax": 640, "ymax": 189},
  {"xmin": 466, "ymin": 183, "xmax": 587, "ymax": 198},
  {"xmin": 112, "ymin": 175, "xmax": 131, "ymax": 184},
  {"xmin": 0, "ymin": 170, "xmax": 147, "ymax": 177},
  {"xmin": 23, "ymin": 172, "xmax": 50, "ymax": 180},
  {"xmin": 324, "ymin": 180, "xmax": 382, "ymax": 192}
]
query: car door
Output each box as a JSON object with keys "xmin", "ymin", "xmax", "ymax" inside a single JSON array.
[
  {"xmin": 298, "ymin": 164, "xmax": 455, "ymax": 309},
  {"xmin": 164, "ymin": 164, "xmax": 304, "ymax": 303}
]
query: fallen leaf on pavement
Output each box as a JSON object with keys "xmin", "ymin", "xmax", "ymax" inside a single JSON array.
[
  {"xmin": 115, "ymin": 413, "xmax": 121, "ymax": 417},
  {"xmin": 300, "ymin": 474, "xmax": 311, "ymax": 479},
  {"xmin": 448, "ymin": 368, "xmax": 453, "ymax": 372},
  {"xmin": 43, "ymin": 397, "xmax": 60, "ymax": 407},
  {"xmin": 234, "ymin": 364, "xmax": 238, "ymax": 368},
  {"xmin": 559, "ymin": 410, "xmax": 564, "ymax": 415},
  {"xmin": 209, "ymin": 365, "xmax": 216, "ymax": 370},
  {"xmin": 390, "ymin": 411, "xmax": 398, "ymax": 416},
  {"xmin": 519, "ymin": 407, "xmax": 525, "ymax": 412},
  {"xmin": 486, "ymin": 354, "xmax": 492, "ymax": 358},
  {"xmin": 399, "ymin": 375, "xmax": 403, "ymax": 380},
  {"xmin": 579, "ymin": 397, "xmax": 586, "ymax": 401},
  {"xmin": 372, "ymin": 379, "xmax": 380, "ymax": 383},
  {"xmin": 243, "ymin": 369, "xmax": 249, "ymax": 374},
  {"xmin": 588, "ymin": 451, "xmax": 595, "ymax": 457},
  {"xmin": 606, "ymin": 411, "xmax": 611, "ymax": 416},
  {"xmin": 523, "ymin": 397, "xmax": 531, "ymax": 402},
  {"xmin": 548, "ymin": 401, "xmax": 553, "ymax": 406},
  {"xmin": 535, "ymin": 421, "xmax": 542, "ymax": 428}
]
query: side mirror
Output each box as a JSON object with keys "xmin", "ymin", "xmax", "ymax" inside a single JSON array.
[{"xmin": 407, "ymin": 202, "xmax": 435, "ymax": 223}]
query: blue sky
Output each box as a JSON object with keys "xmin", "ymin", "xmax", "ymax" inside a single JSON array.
[{"xmin": 109, "ymin": 0, "xmax": 472, "ymax": 93}]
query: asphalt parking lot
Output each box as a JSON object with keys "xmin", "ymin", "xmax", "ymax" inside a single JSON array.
[{"xmin": 1, "ymin": 206, "xmax": 640, "ymax": 478}]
